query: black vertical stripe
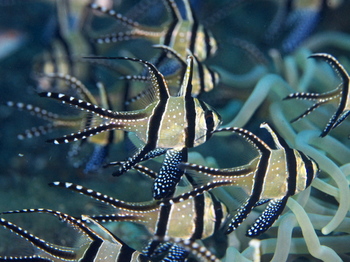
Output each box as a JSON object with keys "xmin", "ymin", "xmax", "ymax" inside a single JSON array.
[
  {"xmin": 189, "ymin": 21, "xmax": 199, "ymax": 54},
  {"xmin": 162, "ymin": 0, "xmax": 180, "ymax": 47},
  {"xmin": 155, "ymin": 0, "xmax": 180, "ymax": 66},
  {"xmin": 147, "ymin": 99, "xmax": 168, "ymax": 148},
  {"xmin": 198, "ymin": 100, "xmax": 214, "ymax": 141},
  {"xmin": 189, "ymin": 0, "xmax": 199, "ymax": 54},
  {"xmin": 299, "ymin": 152, "xmax": 316, "ymax": 188},
  {"xmin": 204, "ymin": 28, "xmax": 213, "ymax": 59},
  {"xmin": 117, "ymin": 244, "xmax": 137, "ymax": 262},
  {"xmin": 264, "ymin": 123, "xmax": 297, "ymax": 195},
  {"xmin": 185, "ymin": 98, "xmax": 196, "ymax": 148},
  {"xmin": 155, "ymin": 204, "xmax": 172, "ymax": 237},
  {"xmin": 250, "ymin": 150, "xmax": 271, "ymax": 207},
  {"xmin": 209, "ymin": 192, "xmax": 224, "ymax": 232},
  {"xmin": 230, "ymin": 151, "xmax": 270, "ymax": 230},
  {"xmin": 285, "ymin": 149, "xmax": 297, "ymax": 196},
  {"xmin": 194, "ymin": 55, "xmax": 206, "ymax": 94},
  {"xmin": 208, "ymin": 67, "xmax": 217, "ymax": 90},
  {"xmin": 80, "ymin": 240, "xmax": 103, "ymax": 262},
  {"xmin": 190, "ymin": 194, "xmax": 205, "ymax": 240}
]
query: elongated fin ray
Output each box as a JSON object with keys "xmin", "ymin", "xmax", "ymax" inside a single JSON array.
[
  {"xmin": 290, "ymin": 102, "xmax": 324, "ymax": 123},
  {"xmin": 178, "ymin": 56, "xmax": 194, "ymax": 98},
  {"xmin": 132, "ymin": 164, "xmax": 158, "ymax": 179},
  {"xmin": 284, "ymin": 89, "xmax": 341, "ymax": 123},
  {"xmin": 213, "ymin": 127, "xmax": 271, "ymax": 154},
  {"xmin": 89, "ymin": 3, "xmax": 140, "ymax": 28},
  {"xmin": 0, "ymin": 255, "xmax": 51, "ymax": 261},
  {"xmin": 310, "ymin": 53, "xmax": 350, "ymax": 83},
  {"xmin": 316, "ymin": 53, "xmax": 350, "ymax": 136},
  {"xmin": 40, "ymin": 73, "xmax": 97, "ymax": 104},
  {"xmin": 285, "ymin": 53, "xmax": 350, "ymax": 137},
  {"xmin": 6, "ymin": 101, "xmax": 59, "ymax": 121},
  {"xmin": 86, "ymin": 214, "xmax": 146, "ymax": 223},
  {"xmin": 94, "ymin": 31, "xmax": 160, "ymax": 44},
  {"xmin": 46, "ymin": 123, "xmax": 120, "ymax": 144},
  {"xmin": 17, "ymin": 124, "xmax": 54, "ymax": 140},
  {"xmin": 178, "ymin": 161, "xmax": 255, "ymax": 177},
  {"xmin": 39, "ymin": 92, "xmax": 129, "ymax": 119},
  {"xmin": 83, "ymin": 57, "xmax": 170, "ymax": 102},
  {"xmin": 49, "ymin": 182, "xmax": 158, "ymax": 212},
  {"xmin": 284, "ymin": 92, "xmax": 321, "ymax": 100},
  {"xmin": 1, "ymin": 208, "xmax": 102, "ymax": 242},
  {"xmin": 332, "ymin": 110, "xmax": 350, "ymax": 129},
  {"xmin": 158, "ymin": 180, "xmax": 231, "ymax": 206},
  {"xmin": 0, "ymin": 217, "xmax": 76, "ymax": 259}
]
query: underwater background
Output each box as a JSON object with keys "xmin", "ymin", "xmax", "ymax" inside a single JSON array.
[{"xmin": 1, "ymin": 0, "xmax": 350, "ymax": 261}]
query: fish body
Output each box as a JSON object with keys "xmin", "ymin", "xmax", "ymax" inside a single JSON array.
[
  {"xmin": 89, "ymin": 0, "xmax": 218, "ymax": 96},
  {"xmin": 0, "ymin": 209, "xmax": 151, "ymax": 262},
  {"xmin": 180, "ymin": 122, "xmax": 319, "ymax": 236},
  {"xmin": 50, "ymin": 181, "xmax": 228, "ymax": 242},
  {"xmin": 41, "ymin": 56, "xmax": 221, "ymax": 199}
]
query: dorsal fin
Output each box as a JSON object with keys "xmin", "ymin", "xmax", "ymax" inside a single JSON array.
[
  {"xmin": 214, "ymin": 126, "xmax": 271, "ymax": 154},
  {"xmin": 82, "ymin": 216, "xmax": 121, "ymax": 244},
  {"xmin": 260, "ymin": 122, "xmax": 291, "ymax": 150},
  {"xmin": 178, "ymin": 55, "xmax": 194, "ymax": 98},
  {"xmin": 89, "ymin": 3, "xmax": 140, "ymax": 28},
  {"xmin": 84, "ymin": 56, "xmax": 170, "ymax": 102},
  {"xmin": 153, "ymin": 44, "xmax": 186, "ymax": 66},
  {"xmin": 310, "ymin": 53, "xmax": 350, "ymax": 84},
  {"xmin": 163, "ymin": 0, "xmax": 182, "ymax": 22}
]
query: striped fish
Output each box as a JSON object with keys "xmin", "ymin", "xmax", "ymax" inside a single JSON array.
[
  {"xmin": 179, "ymin": 122, "xmax": 319, "ymax": 237},
  {"xmin": 88, "ymin": 0, "xmax": 218, "ymax": 96},
  {"xmin": 40, "ymin": 56, "xmax": 221, "ymax": 199},
  {"xmin": 153, "ymin": 44, "xmax": 219, "ymax": 96},
  {"xmin": 89, "ymin": 0, "xmax": 217, "ymax": 61},
  {"xmin": 284, "ymin": 53, "xmax": 350, "ymax": 137},
  {"xmin": 49, "ymin": 181, "xmax": 228, "ymax": 243},
  {"xmin": 0, "ymin": 209, "xmax": 220, "ymax": 262},
  {"xmin": 0, "ymin": 208, "xmax": 152, "ymax": 261}
]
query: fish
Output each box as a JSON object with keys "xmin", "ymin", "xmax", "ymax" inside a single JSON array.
[
  {"xmin": 0, "ymin": 208, "xmax": 219, "ymax": 262},
  {"xmin": 49, "ymin": 180, "xmax": 228, "ymax": 243},
  {"xmin": 0, "ymin": 208, "xmax": 152, "ymax": 261},
  {"xmin": 89, "ymin": 0, "xmax": 217, "ymax": 61},
  {"xmin": 179, "ymin": 122, "xmax": 319, "ymax": 237},
  {"xmin": 6, "ymin": 73, "xmax": 122, "ymax": 173},
  {"xmin": 88, "ymin": 0, "xmax": 218, "ymax": 96},
  {"xmin": 152, "ymin": 44, "xmax": 219, "ymax": 96},
  {"xmin": 284, "ymin": 53, "xmax": 350, "ymax": 137},
  {"xmin": 40, "ymin": 55, "xmax": 221, "ymax": 199}
]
